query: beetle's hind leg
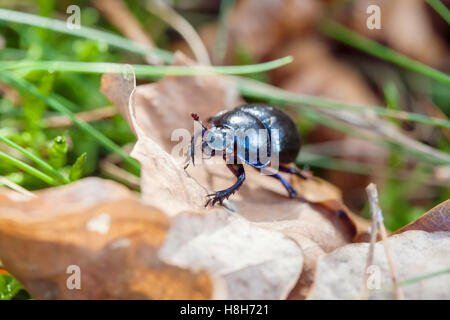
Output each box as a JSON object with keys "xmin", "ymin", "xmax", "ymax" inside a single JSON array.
[
  {"xmin": 257, "ymin": 167, "xmax": 307, "ymax": 202},
  {"xmin": 205, "ymin": 164, "xmax": 245, "ymax": 207},
  {"xmin": 260, "ymin": 170, "xmax": 298, "ymax": 198},
  {"xmin": 278, "ymin": 165, "xmax": 310, "ymax": 180}
]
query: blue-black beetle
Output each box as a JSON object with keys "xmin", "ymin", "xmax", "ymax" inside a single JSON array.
[{"xmin": 185, "ymin": 104, "xmax": 309, "ymax": 207}]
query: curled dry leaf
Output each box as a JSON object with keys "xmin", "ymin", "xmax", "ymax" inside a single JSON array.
[
  {"xmin": 100, "ymin": 52, "xmax": 370, "ymax": 299},
  {"xmin": 0, "ymin": 178, "xmax": 213, "ymax": 299},
  {"xmin": 394, "ymin": 199, "xmax": 450, "ymax": 234},
  {"xmin": 308, "ymin": 230, "xmax": 450, "ymax": 299}
]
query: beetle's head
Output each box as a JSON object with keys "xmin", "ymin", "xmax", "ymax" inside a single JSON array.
[
  {"xmin": 185, "ymin": 114, "xmax": 234, "ymax": 169},
  {"xmin": 203, "ymin": 126, "xmax": 234, "ymax": 154}
]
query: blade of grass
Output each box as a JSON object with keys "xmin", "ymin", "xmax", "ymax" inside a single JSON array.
[
  {"xmin": 399, "ymin": 268, "xmax": 450, "ymax": 286},
  {"xmin": 0, "ymin": 8, "xmax": 173, "ymax": 63},
  {"xmin": 320, "ymin": 20, "xmax": 450, "ymax": 85},
  {"xmin": 0, "ymin": 135, "xmax": 70, "ymax": 184},
  {"xmin": 0, "ymin": 150, "xmax": 58, "ymax": 186},
  {"xmin": 426, "ymin": 0, "xmax": 450, "ymax": 24},
  {"xmin": 0, "ymin": 57, "xmax": 293, "ymax": 76},
  {"xmin": 237, "ymin": 77, "xmax": 450, "ymax": 129},
  {"xmin": 297, "ymin": 106, "xmax": 446, "ymax": 166},
  {"xmin": 0, "ymin": 71, "xmax": 140, "ymax": 173}
]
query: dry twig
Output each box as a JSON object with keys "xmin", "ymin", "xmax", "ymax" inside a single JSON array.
[
  {"xmin": 362, "ymin": 183, "xmax": 404, "ymax": 300},
  {"xmin": 0, "ymin": 176, "xmax": 36, "ymax": 199},
  {"xmin": 44, "ymin": 106, "xmax": 117, "ymax": 127},
  {"xmin": 100, "ymin": 159, "xmax": 141, "ymax": 189},
  {"xmin": 145, "ymin": 0, "xmax": 211, "ymax": 65}
]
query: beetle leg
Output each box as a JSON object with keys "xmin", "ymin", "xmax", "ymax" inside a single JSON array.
[
  {"xmin": 184, "ymin": 128, "xmax": 204, "ymax": 169},
  {"xmin": 257, "ymin": 167, "xmax": 307, "ymax": 202},
  {"xmin": 205, "ymin": 164, "xmax": 245, "ymax": 207},
  {"xmin": 278, "ymin": 165, "xmax": 310, "ymax": 180}
]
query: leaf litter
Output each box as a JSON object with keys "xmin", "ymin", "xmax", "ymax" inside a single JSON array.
[{"xmin": 0, "ymin": 52, "xmax": 448, "ymax": 300}]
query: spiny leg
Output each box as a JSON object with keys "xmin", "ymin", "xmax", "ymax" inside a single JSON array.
[
  {"xmin": 205, "ymin": 164, "xmax": 245, "ymax": 207},
  {"xmin": 258, "ymin": 167, "xmax": 307, "ymax": 201}
]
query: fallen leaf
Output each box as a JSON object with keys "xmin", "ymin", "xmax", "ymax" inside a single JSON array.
[
  {"xmin": 0, "ymin": 178, "xmax": 213, "ymax": 300},
  {"xmin": 308, "ymin": 230, "xmax": 450, "ymax": 299},
  {"xmin": 159, "ymin": 211, "xmax": 304, "ymax": 299},
  {"xmin": 394, "ymin": 199, "xmax": 450, "ymax": 234}
]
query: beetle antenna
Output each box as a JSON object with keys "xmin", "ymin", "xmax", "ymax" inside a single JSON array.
[{"xmin": 191, "ymin": 113, "xmax": 208, "ymax": 130}]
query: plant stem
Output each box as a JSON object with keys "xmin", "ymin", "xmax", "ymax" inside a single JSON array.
[
  {"xmin": 0, "ymin": 151, "xmax": 58, "ymax": 186},
  {"xmin": 400, "ymin": 268, "xmax": 450, "ymax": 286},
  {"xmin": 0, "ymin": 8, "xmax": 172, "ymax": 63},
  {"xmin": 0, "ymin": 57, "xmax": 293, "ymax": 76},
  {"xmin": 426, "ymin": 0, "xmax": 450, "ymax": 24}
]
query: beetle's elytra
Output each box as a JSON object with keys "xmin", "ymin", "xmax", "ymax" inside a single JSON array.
[{"xmin": 185, "ymin": 104, "xmax": 309, "ymax": 207}]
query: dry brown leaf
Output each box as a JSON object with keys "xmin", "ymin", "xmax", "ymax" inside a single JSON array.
[
  {"xmin": 0, "ymin": 178, "xmax": 213, "ymax": 300},
  {"xmin": 308, "ymin": 230, "xmax": 450, "ymax": 299},
  {"xmin": 0, "ymin": 178, "xmax": 308, "ymax": 300},
  {"xmin": 394, "ymin": 199, "xmax": 450, "ymax": 234},
  {"xmin": 160, "ymin": 211, "xmax": 304, "ymax": 299}
]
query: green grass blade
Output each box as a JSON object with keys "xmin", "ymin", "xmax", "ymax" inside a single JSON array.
[
  {"xmin": 236, "ymin": 77, "xmax": 450, "ymax": 129},
  {"xmin": 0, "ymin": 57, "xmax": 293, "ymax": 76},
  {"xmin": 426, "ymin": 0, "xmax": 450, "ymax": 24},
  {"xmin": 400, "ymin": 268, "xmax": 450, "ymax": 286},
  {"xmin": 320, "ymin": 20, "xmax": 450, "ymax": 85},
  {"xmin": 0, "ymin": 135, "xmax": 70, "ymax": 184},
  {"xmin": 0, "ymin": 8, "xmax": 173, "ymax": 63},
  {"xmin": 0, "ymin": 150, "xmax": 58, "ymax": 186},
  {"xmin": 0, "ymin": 71, "xmax": 140, "ymax": 172}
]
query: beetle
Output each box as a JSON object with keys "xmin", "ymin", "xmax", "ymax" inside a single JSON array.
[{"xmin": 185, "ymin": 104, "xmax": 309, "ymax": 207}]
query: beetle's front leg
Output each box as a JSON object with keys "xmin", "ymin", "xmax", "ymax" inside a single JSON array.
[
  {"xmin": 205, "ymin": 164, "xmax": 245, "ymax": 207},
  {"xmin": 184, "ymin": 128, "xmax": 206, "ymax": 169}
]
